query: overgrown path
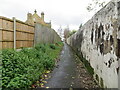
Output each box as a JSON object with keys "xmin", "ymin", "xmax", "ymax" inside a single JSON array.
[{"xmin": 43, "ymin": 43, "xmax": 98, "ymax": 88}]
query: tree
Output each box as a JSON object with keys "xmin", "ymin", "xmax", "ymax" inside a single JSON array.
[
  {"xmin": 87, "ymin": 0, "xmax": 106, "ymax": 12},
  {"xmin": 79, "ymin": 24, "xmax": 82, "ymax": 30},
  {"xmin": 68, "ymin": 30, "xmax": 77, "ymax": 37}
]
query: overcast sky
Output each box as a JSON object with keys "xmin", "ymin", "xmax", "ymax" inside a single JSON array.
[{"xmin": 0, "ymin": 0, "xmax": 110, "ymax": 31}]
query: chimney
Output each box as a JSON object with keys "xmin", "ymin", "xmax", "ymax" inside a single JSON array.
[{"xmin": 41, "ymin": 12, "xmax": 44, "ymax": 21}]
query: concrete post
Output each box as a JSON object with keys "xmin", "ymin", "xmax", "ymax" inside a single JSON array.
[{"xmin": 13, "ymin": 17, "xmax": 16, "ymax": 50}]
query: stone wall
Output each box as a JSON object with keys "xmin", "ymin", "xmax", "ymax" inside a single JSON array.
[
  {"xmin": 67, "ymin": 0, "xmax": 120, "ymax": 88},
  {"xmin": 34, "ymin": 23, "xmax": 61, "ymax": 44}
]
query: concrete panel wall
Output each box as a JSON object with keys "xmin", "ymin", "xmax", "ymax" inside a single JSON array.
[
  {"xmin": 67, "ymin": 0, "xmax": 120, "ymax": 88},
  {"xmin": 34, "ymin": 23, "xmax": 61, "ymax": 44}
]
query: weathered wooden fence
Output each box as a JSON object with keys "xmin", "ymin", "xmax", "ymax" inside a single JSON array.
[{"xmin": 0, "ymin": 16, "xmax": 35, "ymax": 49}]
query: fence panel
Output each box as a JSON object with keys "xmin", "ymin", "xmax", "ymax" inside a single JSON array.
[{"xmin": 0, "ymin": 16, "xmax": 35, "ymax": 49}]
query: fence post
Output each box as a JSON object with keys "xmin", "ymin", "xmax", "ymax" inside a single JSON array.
[{"xmin": 13, "ymin": 17, "xmax": 16, "ymax": 50}]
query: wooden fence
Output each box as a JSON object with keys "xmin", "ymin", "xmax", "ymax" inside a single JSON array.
[{"xmin": 0, "ymin": 16, "xmax": 35, "ymax": 49}]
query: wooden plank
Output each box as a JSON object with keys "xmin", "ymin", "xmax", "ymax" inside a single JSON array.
[
  {"xmin": 29, "ymin": 26, "xmax": 35, "ymax": 33},
  {"xmin": 0, "ymin": 18, "xmax": 2, "ymax": 29},
  {"xmin": 9, "ymin": 42, "xmax": 14, "ymax": 48},
  {"xmin": 22, "ymin": 41, "xmax": 25, "ymax": 47},
  {"xmin": 2, "ymin": 19, "xmax": 13, "ymax": 30},
  {"xmin": 16, "ymin": 41, "xmax": 27, "ymax": 48},
  {"xmin": 26, "ymin": 25, "xmax": 29, "ymax": 32},
  {"xmin": 16, "ymin": 22, "xmax": 34, "ymax": 33},
  {"xmin": 27, "ymin": 41, "xmax": 29, "ymax": 47},
  {"xmin": 0, "ymin": 19, "xmax": 3, "ymax": 49},
  {"xmin": 16, "ymin": 31, "xmax": 21, "ymax": 40},
  {"xmin": 28, "ymin": 26, "xmax": 31, "ymax": 33},
  {"xmin": 2, "ymin": 42, "xmax": 8, "ymax": 49},
  {"xmin": 24, "ymin": 24, "xmax": 33, "ymax": 33},
  {"xmin": 29, "ymin": 34, "xmax": 34, "ymax": 40},
  {"xmin": 16, "ymin": 29, "xmax": 34, "ymax": 48},
  {"xmin": 16, "ymin": 32, "xmax": 32, "ymax": 41},
  {"xmin": 2, "ymin": 42, "xmax": 13, "ymax": 49},
  {"xmin": 2, "ymin": 30, "xmax": 13, "ymax": 41},
  {"xmin": 0, "ymin": 30, "xmax": 2, "ymax": 41},
  {"xmin": 21, "ymin": 24, "xmax": 24, "ymax": 31},
  {"xmin": 0, "ymin": 42, "xmax": 2, "ymax": 49},
  {"xmin": 16, "ymin": 40, "xmax": 33, "ymax": 48},
  {"xmin": 16, "ymin": 22, "xmax": 20, "ymax": 30},
  {"xmin": 21, "ymin": 23, "xmax": 24, "ymax": 30},
  {"xmin": 24, "ymin": 24, "xmax": 26, "ymax": 31},
  {"xmin": 23, "ymin": 32, "xmax": 27, "ymax": 40},
  {"xmin": 16, "ymin": 41, "xmax": 23, "ymax": 48},
  {"xmin": 29, "ymin": 41, "xmax": 33, "ymax": 47},
  {"xmin": 25, "ymin": 41, "xmax": 27, "ymax": 47},
  {"xmin": 16, "ymin": 41, "xmax": 20, "ymax": 48}
]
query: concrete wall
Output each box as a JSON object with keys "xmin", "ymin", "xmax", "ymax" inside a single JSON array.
[
  {"xmin": 67, "ymin": 0, "xmax": 120, "ymax": 88},
  {"xmin": 34, "ymin": 23, "xmax": 61, "ymax": 44}
]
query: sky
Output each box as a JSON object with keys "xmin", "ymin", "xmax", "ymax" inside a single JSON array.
[{"xmin": 0, "ymin": 0, "xmax": 110, "ymax": 31}]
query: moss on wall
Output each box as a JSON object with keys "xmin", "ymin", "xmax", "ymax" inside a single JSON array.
[{"xmin": 100, "ymin": 77, "xmax": 104, "ymax": 88}]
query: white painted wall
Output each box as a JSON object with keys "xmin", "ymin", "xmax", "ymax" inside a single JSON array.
[{"xmin": 67, "ymin": 0, "xmax": 120, "ymax": 88}]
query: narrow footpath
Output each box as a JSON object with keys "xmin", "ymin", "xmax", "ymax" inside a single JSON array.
[{"xmin": 43, "ymin": 43, "xmax": 99, "ymax": 88}]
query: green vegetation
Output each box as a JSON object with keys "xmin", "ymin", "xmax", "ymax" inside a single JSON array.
[
  {"xmin": 81, "ymin": 57, "xmax": 94, "ymax": 75},
  {"xmin": 2, "ymin": 42, "xmax": 63, "ymax": 89},
  {"xmin": 100, "ymin": 77, "xmax": 104, "ymax": 88},
  {"xmin": 77, "ymin": 54, "xmax": 94, "ymax": 76},
  {"xmin": 68, "ymin": 30, "xmax": 77, "ymax": 37},
  {"xmin": 79, "ymin": 24, "xmax": 82, "ymax": 30},
  {"xmin": 95, "ymin": 74, "xmax": 99, "ymax": 83}
]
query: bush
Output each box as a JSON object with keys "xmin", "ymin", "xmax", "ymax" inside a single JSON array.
[{"xmin": 2, "ymin": 42, "xmax": 63, "ymax": 89}]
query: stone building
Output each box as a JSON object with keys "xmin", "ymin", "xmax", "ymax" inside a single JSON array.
[{"xmin": 26, "ymin": 10, "xmax": 51, "ymax": 28}]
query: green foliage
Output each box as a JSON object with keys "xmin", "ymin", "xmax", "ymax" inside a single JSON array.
[
  {"xmin": 82, "ymin": 57, "xmax": 94, "ymax": 76},
  {"xmin": 69, "ymin": 30, "xmax": 77, "ymax": 37},
  {"xmin": 95, "ymin": 74, "xmax": 99, "ymax": 82},
  {"xmin": 100, "ymin": 77, "xmax": 104, "ymax": 88},
  {"xmin": 49, "ymin": 44, "xmax": 56, "ymax": 50},
  {"xmin": 79, "ymin": 24, "xmax": 82, "ymax": 30},
  {"xmin": 78, "ymin": 54, "xmax": 94, "ymax": 76},
  {"xmin": 82, "ymin": 58, "xmax": 94, "ymax": 75},
  {"xmin": 2, "ymin": 42, "xmax": 63, "ymax": 89}
]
